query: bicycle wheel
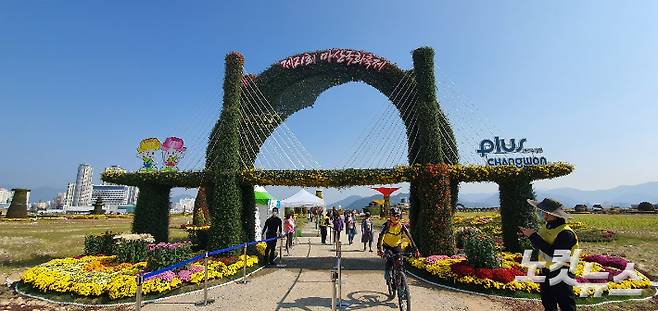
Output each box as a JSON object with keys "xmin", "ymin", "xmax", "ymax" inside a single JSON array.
[{"xmin": 397, "ymin": 272, "xmax": 411, "ymax": 311}]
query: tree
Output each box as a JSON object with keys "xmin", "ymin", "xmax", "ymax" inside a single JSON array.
[
  {"xmin": 637, "ymin": 201, "xmax": 655, "ymax": 211},
  {"xmin": 92, "ymin": 197, "xmax": 105, "ymax": 215}
]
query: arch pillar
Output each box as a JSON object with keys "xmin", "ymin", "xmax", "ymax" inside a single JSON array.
[
  {"xmin": 409, "ymin": 48, "xmax": 457, "ymax": 255},
  {"xmin": 132, "ymin": 183, "xmax": 171, "ymax": 242},
  {"xmin": 207, "ymin": 52, "xmax": 246, "ymax": 250},
  {"xmin": 498, "ymin": 178, "xmax": 539, "ymax": 252}
]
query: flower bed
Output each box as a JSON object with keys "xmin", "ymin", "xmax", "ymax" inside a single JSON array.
[
  {"xmin": 407, "ymin": 252, "xmax": 653, "ymax": 300},
  {"xmin": 19, "ymin": 253, "xmax": 259, "ymax": 302}
]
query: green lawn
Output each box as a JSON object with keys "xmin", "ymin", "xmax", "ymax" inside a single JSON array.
[
  {"xmin": 572, "ymin": 214, "xmax": 658, "ymax": 277},
  {"xmin": 0, "ymin": 215, "xmax": 191, "ymax": 277}
]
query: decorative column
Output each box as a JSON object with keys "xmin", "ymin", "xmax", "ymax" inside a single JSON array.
[
  {"xmin": 132, "ymin": 184, "xmax": 171, "ymax": 242},
  {"xmin": 6, "ymin": 189, "xmax": 30, "ymax": 218},
  {"xmin": 414, "ymin": 165, "xmax": 455, "ymax": 256},
  {"xmin": 92, "ymin": 197, "xmax": 105, "ymax": 215},
  {"xmin": 207, "ymin": 52, "xmax": 245, "ymax": 250},
  {"xmin": 408, "ymin": 47, "xmax": 456, "ymax": 255},
  {"xmin": 371, "ymin": 187, "xmax": 400, "ymax": 216},
  {"xmin": 498, "ymin": 178, "xmax": 538, "ymax": 252}
]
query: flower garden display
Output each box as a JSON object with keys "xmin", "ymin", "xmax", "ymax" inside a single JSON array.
[
  {"xmin": 406, "ymin": 252, "xmax": 653, "ymax": 299},
  {"xmin": 19, "ymin": 253, "xmax": 259, "ymax": 302},
  {"xmin": 17, "ymin": 229, "xmax": 269, "ymax": 303}
]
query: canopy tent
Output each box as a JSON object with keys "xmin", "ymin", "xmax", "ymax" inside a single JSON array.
[
  {"xmin": 281, "ymin": 189, "xmax": 325, "ymax": 208},
  {"xmin": 254, "ymin": 185, "xmax": 277, "ymax": 205}
]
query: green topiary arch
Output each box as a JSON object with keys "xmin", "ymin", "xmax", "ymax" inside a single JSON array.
[
  {"xmin": 232, "ymin": 48, "xmax": 457, "ymax": 167},
  {"xmin": 206, "ymin": 47, "xmax": 459, "ymax": 254},
  {"xmin": 102, "ymin": 47, "xmax": 574, "ymax": 255}
]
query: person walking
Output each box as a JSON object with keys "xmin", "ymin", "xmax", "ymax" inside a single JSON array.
[
  {"xmin": 319, "ymin": 211, "xmax": 330, "ymax": 244},
  {"xmin": 261, "ymin": 207, "xmax": 282, "ymax": 266},
  {"xmin": 332, "ymin": 210, "xmax": 344, "ymax": 243},
  {"xmin": 346, "ymin": 210, "xmax": 357, "ymax": 245},
  {"xmin": 519, "ymin": 198, "xmax": 579, "ymax": 311},
  {"xmin": 361, "ymin": 211, "xmax": 374, "ymax": 252},
  {"xmin": 283, "ymin": 213, "xmax": 296, "ymax": 255}
]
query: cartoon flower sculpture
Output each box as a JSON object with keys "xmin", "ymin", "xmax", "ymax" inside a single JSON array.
[
  {"xmin": 137, "ymin": 138, "xmax": 161, "ymax": 172},
  {"xmin": 161, "ymin": 137, "xmax": 186, "ymax": 172}
]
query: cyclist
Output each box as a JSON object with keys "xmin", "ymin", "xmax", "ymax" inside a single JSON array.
[{"xmin": 377, "ymin": 207, "xmax": 420, "ymax": 282}]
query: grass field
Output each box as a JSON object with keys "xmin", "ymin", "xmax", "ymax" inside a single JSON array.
[
  {"xmin": 572, "ymin": 213, "xmax": 658, "ymax": 277},
  {"xmin": 0, "ymin": 215, "xmax": 191, "ymax": 279}
]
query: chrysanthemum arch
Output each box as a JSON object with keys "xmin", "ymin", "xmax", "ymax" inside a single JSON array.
[
  {"xmin": 233, "ymin": 48, "xmax": 457, "ymax": 168},
  {"xmin": 103, "ymin": 47, "xmax": 574, "ymax": 255}
]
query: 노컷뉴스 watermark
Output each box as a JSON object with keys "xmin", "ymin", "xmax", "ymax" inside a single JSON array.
[{"xmin": 514, "ymin": 249, "xmax": 644, "ymax": 297}]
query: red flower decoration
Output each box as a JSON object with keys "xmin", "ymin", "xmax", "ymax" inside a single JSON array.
[
  {"xmin": 475, "ymin": 268, "xmax": 494, "ymax": 280},
  {"xmin": 451, "ymin": 261, "xmax": 475, "ymax": 277}
]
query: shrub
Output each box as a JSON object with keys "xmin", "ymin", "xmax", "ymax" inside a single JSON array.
[
  {"xmin": 464, "ymin": 230, "xmax": 499, "ymax": 268},
  {"xmin": 578, "ymin": 229, "xmax": 616, "ymax": 242},
  {"xmin": 189, "ymin": 230, "xmax": 210, "ymax": 251},
  {"xmin": 113, "ymin": 233, "xmax": 154, "ymax": 263},
  {"xmin": 574, "ymin": 204, "xmax": 589, "ymax": 212},
  {"xmin": 84, "ymin": 231, "xmax": 115, "ymax": 255},
  {"xmin": 455, "ymin": 227, "xmax": 480, "ymax": 249},
  {"xmin": 147, "ymin": 241, "xmax": 192, "ymax": 271},
  {"xmin": 366, "ymin": 205, "xmax": 381, "ymax": 217},
  {"xmin": 638, "ymin": 202, "xmax": 655, "ymax": 211}
]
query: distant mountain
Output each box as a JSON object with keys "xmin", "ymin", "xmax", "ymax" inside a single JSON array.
[
  {"xmin": 329, "ymin": 193, "xmax": 410, "ymax": 209},
  {"xmin": 328, "ymin": 195, "xmax": 364, "ymax": 208},
  {"xmin": 328, "ymin": 181, "xmax": 658, "ymax": 209},
  {"xmin": 537, "ymin": 182, "xmax": 658, "ymax": 207}
]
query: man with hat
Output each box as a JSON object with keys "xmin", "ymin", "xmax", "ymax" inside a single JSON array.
[
  {"xmin": 519, "ymin": 198, "xmax": 579, "ymax": 311},
  {"xmin": 262, "ymin": 207, "xmax": 283, "ymax": 266}
]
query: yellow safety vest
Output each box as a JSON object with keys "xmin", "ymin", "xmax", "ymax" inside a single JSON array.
[
  {"xmin": 382, "ymin": 223, "xmax": 404, "ymax": 248},
  {"xmin": 537, "ymin": 223, "xmax": 579, "ymax": 267},
  {"xmin": 320, "ymin": 216, "xmax": 330, "ymax": 227}
]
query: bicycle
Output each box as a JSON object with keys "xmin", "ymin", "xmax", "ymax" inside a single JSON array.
[{"xmin": 383, "ymin": 250, "xmax": 411, "ymax": 311}]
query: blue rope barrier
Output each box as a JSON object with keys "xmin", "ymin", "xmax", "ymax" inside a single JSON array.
[
  {"xmin": 144, "ymin": 253, "xmax": 206, "ymax": 279},
  {"xmin": 142, "ymin": 235, "xmax": 283, "ymax": 280}
]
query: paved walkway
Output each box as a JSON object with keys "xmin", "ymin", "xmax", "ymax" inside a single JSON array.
[{"xmin": 144, "ymin": 222, "xmax": 539, "ymax": 310}]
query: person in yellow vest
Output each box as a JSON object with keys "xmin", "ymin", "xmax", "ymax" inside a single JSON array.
[
  {"xmin": 319, "ymin": 211, "xmax": 331, "ymax": 244},
  {"xmin": 519, "ymin": 198, "xmax": 578, "ymax": 311},
  {"xmin": 377, "ymin": 207, "xmax": 420, "ymax": 282}
]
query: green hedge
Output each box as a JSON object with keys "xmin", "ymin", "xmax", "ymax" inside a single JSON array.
[
  {"xmin": 84, "ymin": 231, "xmax": 115, "ymax": 255},
  {"xmin": 102, "ymin": 163, "xmax": 574, "ymax": 189}
]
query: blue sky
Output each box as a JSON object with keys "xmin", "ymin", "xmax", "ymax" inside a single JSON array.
[{"xmin": 2, "ymin": 1, "xmax": 657, "ymax": 203}]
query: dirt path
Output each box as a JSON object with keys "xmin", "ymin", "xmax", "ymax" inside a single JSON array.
[{"xmin": 144, "ymin": 222, "xmax": 541, "ymax": 310}]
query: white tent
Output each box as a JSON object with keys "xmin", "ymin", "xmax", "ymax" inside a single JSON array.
[{"xmin": 281, "ymin": 189, "xmax": 325, "ymax": 208}]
